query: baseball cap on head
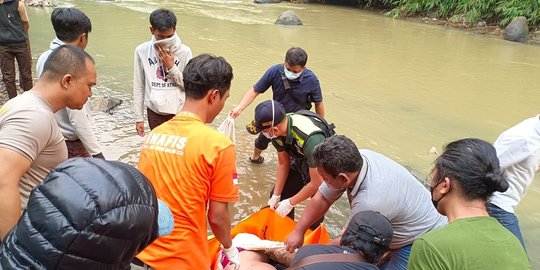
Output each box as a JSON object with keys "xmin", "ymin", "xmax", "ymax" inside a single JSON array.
[
  {"xmin": 344, "ymin": 210, "xmax": 393, "ymax": 248},
  {"xmin": 246, "ymin": 100, "xmax": 286, "ymax": 135}
]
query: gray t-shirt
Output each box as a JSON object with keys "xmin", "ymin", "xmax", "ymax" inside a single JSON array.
[
  {"xmin": 0, "ymin": 92, "xmax": 67, "ymax": 207},
  {"xmin": 319, "ymin": 149, "xmax": 448, "ymax": 249}
]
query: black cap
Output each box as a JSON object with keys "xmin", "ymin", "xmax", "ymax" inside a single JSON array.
[
  {"xmin": 246, "ymin": 100, "xmax": 286, "ymax": 135},
  {"xmin": 344, "ymin": 210, "xmax": 393, "ymax": 248}
]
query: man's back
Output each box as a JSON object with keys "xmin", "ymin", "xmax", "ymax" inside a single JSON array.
[
  {"xmin": 292, "ymin": 245, "xmax": 379, "ymax": 270},
  {"xmin": 273, "ymin": 114, "xmax": 327, "ymax": 159},
  {"xmin": 0, "ymin": 0, "xmax": 26, "ymax": 45},
  {"xmin": 0, "ymin": 92, "xmax": 67, "ymax": 207},
  {"xmin": 136, "ymin": 113, "xmax": 238, "ymax": 269},
  {"xmin": 349, "ymin": 149, "xmax": 447, "ymax": 249}
]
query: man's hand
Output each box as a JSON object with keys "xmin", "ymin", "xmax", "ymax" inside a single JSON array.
[
  {"xmin": 268, "ymin": 194, "xmax": 281, "ymax": 209},
  {"xmin": 285, "ymin": 229, "xmax": 305, "ymax": 253},
  {"xmin": 275, "ymin": 199, "xmax": 295, "ymax": 218},
  {"xmin": 136, "ymin": 121, "xmax": 145, "ymax": 137},
  {"xmin": 229, "ymin": 106, "xmax": 243, "ymax": 119},
  {"xmin": 224, "ymin": 244, "xmax": 241, "ymax": 270},
  {"xmin": 155, "ymin": 44, "xmax": 174, "ymax": 70}
]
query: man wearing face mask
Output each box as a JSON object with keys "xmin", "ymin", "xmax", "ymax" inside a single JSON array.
[
  {"xmin": 230, "ymin": 47, "xmax": 324, "ymax": 164},
  {"xmin": 247, "ymin": 100, "xmax": 332, "ymax": 230},
  {"xmin": 284, "ymin": 135, "xmax": 447, "ymax": 270},
  {"xmin": 133, "ymin": 8, "xmax": 192, "ymax": 137}
]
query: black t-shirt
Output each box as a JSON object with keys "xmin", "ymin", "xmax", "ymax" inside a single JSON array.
[{"xmin": 291, "ymin": 245, "xmax": 380, "ymax": 270}]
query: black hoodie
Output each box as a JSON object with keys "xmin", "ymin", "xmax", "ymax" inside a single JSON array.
[{"xmin": 0, "ymin": 158, "xmax": 159, "ymax": 270}]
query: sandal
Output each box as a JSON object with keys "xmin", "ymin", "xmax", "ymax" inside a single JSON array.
[{"xmin": 249, "ymin": 156, "xmax": 265, "ymax": 164}]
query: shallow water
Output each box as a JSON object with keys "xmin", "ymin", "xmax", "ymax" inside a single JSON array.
[{"xmin": 25, "ymin": 0, "xmax": 540, "ymax": 266}]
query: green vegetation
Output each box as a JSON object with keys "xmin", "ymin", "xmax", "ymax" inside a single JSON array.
[{"xmin": 352, "ymin": 0, "xmax": 540, "ymax": 27}]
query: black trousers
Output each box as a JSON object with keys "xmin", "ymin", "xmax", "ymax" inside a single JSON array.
[
  {"xmin": 270, "ymin": 166, "xmax": 324, "ymax": 231},
  {"xmin": 255, "ymin": 132, "xmax": 272, "ymax": 150}
]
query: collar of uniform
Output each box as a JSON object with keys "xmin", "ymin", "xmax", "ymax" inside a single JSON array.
[
  {"xmin": 176, "ymin": 111, "xmax": 201, "ymax": 121},
  {"xmin": 348, "ymin": 153, "xmax": 369, "ymax": 197}
]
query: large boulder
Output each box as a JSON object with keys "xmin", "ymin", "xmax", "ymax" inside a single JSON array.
[
  {"xmin": 503, "ymin": 16, "xmax": 529, "ymax": 42},
  {"xmin": 275, "ymin": 10, "xmax": 303, "ymax": 25},
  {"xmin": 90, "ymin": 96, "xmax": 123, "ymax": 114},
  {"xmin": 254, "ymin": 0, "xmax": 281, "ymax": 3}
]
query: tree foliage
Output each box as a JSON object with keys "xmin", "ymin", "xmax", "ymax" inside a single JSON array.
[{"xmin": 361, "ymin": 0, "xmax": 540, "ymax": 27}]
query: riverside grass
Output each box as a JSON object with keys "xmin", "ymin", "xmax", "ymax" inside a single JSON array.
[{"xmin": 359, "ymin": 0, "xmax": 540, "ymax": 27}]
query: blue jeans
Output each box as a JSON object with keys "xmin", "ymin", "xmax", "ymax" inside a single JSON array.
[
  {"xmin": 487, "ymin": 203, "xmax": 526, "ymax": 250},
  {"xmin": 379, "ymin": 244, "xmax": 412, "ymax": 270}
]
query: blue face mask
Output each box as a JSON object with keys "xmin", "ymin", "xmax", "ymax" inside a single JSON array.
[{"xmin": 284, "ymin": 66, "xmax": 302, "ymax": 80}]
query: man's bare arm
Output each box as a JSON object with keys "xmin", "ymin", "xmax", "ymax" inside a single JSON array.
[
  {"xmin": 314, "ymin": 102, "xmax": 325, "ymax": 118},
  {"xmin": 208, "ymin": 199, "xmax": 233, "ymax": 248},
  {"xmin": 18, "ymin": 1, "xmax": 30, "ymax": 33},
  {"xmin": 0, "ymin": 148, "xmax": 31, "ymax": 239},
  {"xmin": 230, "ymin": 88, "xmax": 260, "ymax": 119}
]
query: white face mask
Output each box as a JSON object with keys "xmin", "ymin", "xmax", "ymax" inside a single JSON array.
[
  {"xmin": 284, "ymin": 65, "xmax": 302, "ymax": 80},
  {"xmin": 262, "ymin": 101, "xmax": 279, "ymax": 139}
]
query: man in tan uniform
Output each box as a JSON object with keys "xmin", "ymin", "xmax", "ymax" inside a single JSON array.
[{"xmin": 0, "ymin": 45, "xmax": 96, "ymax": 239}]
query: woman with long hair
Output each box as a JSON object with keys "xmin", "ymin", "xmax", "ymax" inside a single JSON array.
[{"xmin": 408, "ymin": 138, "xmax": 530, "ymax": 269}]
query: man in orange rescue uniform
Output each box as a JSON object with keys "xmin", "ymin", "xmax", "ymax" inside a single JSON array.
[{"xmin": 134, "ymin": 54, "xmax": 240, "ymax": 270}]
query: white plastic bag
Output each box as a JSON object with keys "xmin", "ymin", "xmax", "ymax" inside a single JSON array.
[{"xmin": 217, "ymin": 116, "xmax": 236, "ymax": 144}]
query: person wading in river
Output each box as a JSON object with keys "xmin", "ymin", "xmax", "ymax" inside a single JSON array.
[{"xmin": 230, "ymin": 47, "xmax": 324, "ymax": 164}]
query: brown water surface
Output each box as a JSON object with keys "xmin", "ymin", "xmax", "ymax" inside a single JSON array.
[{"xmin": 26, "ymin": 0, "xmax": 540, "ymax": 266}]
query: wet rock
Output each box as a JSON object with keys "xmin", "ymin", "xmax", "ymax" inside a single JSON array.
[
  {"xmin": 275, "ymin": 10, "xmax": 303, "ymax": 25},
  {"xmin": 477, "ymin": 21, "xmax": 487, "ymax": 27},
  {"xmin": 503, "ymin": 16, "xmax": 529, "ymax": 43},
  {"xmin": 26, "ymin": 0, "xmax": 56, "ymax": 7},
  {"xmin": 254, "ymin": 0, "xmax": 281, "ymax": 3},
  {"xmin": 90, "ymin": 96, "xmax": 123, "ymax": 114}
]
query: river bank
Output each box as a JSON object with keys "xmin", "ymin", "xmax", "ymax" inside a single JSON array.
[
  {"xmin": 340, "ymin": 3, "xmax": 540, "ymax": 45},
  {"xmin": 404, "ymin": 15, "xmax": 540, "ymax": 46}
]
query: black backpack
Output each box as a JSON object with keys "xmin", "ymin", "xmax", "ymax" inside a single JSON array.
[{"xmin": 295, "ymin": 110, "xmax": 336, "ymax": 138}]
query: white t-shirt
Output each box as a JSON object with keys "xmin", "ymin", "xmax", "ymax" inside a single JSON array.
[
  {"xmin": 319, "ymin": 149, "xmax": 448, "ymax": 249},
  {"xmin": 490, "ymin": 115, "xmax": 540, "ymax": 213}
]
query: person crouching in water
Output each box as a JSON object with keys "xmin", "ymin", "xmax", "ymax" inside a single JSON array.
[{"xmin": 0, "ymin": 158, "xmax": 173, "ymax": 269}]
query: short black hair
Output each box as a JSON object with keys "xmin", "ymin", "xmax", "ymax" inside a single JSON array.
[
  {"xmin": 41, "ymin": 45, "xmax": 95, "ymax": 81},
  {"xmin": 433, "ymin": 138, "xmax": 509, "ymax": 202},
  {"xmin": 182, "ymin": 54, "xmax": 233, "ymax": 100},
  {"xmin": 51, "ymin": 8, "xmax": 92, "ymax": 42},
  {"xmin": 313, "ymin": 135, "xmax": 363, "ymax": 178},
  {"xmin": 341, "ymin": 235, "xmax": 388, "ymax": 263},
  {"xmin": 285, "ymin": 47, "xmax": 308, "ymax": 67},
  {"xmin": 150, "ymin": 9, "xmax": 177, "ymax": 31}
]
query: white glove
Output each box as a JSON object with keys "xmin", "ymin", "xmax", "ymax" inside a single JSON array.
[
  {"xmin": 275, "ymin": 199, "xmax": 295, "ymax": 218},
  {"xmin": 224, "ymin": 244, "xmax": 240, "ymax": 270},
  {"xmin": 268, "ymin": 194, "xmax": 281, "ymax": 209}
]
